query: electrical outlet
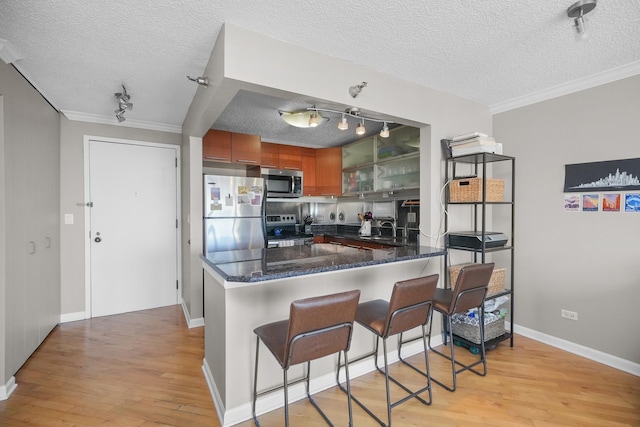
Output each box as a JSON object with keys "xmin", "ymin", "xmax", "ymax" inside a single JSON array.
[{"xmin": 561, "ymin": 309, "xmax": 578, "ymax": 321}]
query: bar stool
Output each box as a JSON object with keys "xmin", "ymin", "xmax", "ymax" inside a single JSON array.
[
  {"xmin": 252, "ymin": 289, "xmax": 360, "ymax": 427},
  {"xmin": 428, "ymin": 262, "xmax": 494, "ymax": 392},
  {"xmin": 337, "ymin": 274, "xmax": 439, "ymax": 427}
]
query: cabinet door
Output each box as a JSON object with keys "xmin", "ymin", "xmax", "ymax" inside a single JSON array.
[
  {"xmin": 301, "ymin": 148, "xmax": 316, "ymax": 195},
  {"xmin": 377, "ymin": 125, "xmax": 419, "ymax": 160},
  {"xmin": 261, "ymin": 142, "xmax": 280, "ymax": 169},
  {"xmin": 342, "ymin": 136, "xmax": 374, "ymax": 168},
  {"xmin": 315, "ymin": 148, "xmax": 342, "ymax": 196},
  {"xmin": 203, "ymin": 129, "xmax": 231, "ymax": 162},
  {"xmin": 278, "ymin": 145, "xmax": 302, "ymax": 170},
  {"xmin": 231, "ymin": 133, "xmax": 261, "ymax": 165}
]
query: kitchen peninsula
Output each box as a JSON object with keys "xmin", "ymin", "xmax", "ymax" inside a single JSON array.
[{"xmin": 201, "ymin": 242, "xmax": 444, "ymax": 426}]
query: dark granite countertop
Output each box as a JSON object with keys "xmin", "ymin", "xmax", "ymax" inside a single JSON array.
[
  {"xmin": 322, "ymin": 233, "xmax": 411, "ymax": 247},
  {"xmin": 201, "ymin": 243, "xmax": 445, "ymax": 283}
]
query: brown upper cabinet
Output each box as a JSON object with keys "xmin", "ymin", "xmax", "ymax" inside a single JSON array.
[
  {"xmin": 260, "ymin": 142, "xmax": 280, "ymax": 169},
  {"xmin": 315, "ymin": 148, "xmax": 342, "ymax": 196},
  {"xmin": 278, "ymin": 145, "xmax": 302, "ymax": 170},
  {"xmin": 301, "ymin": 148, "xmax": 316, "ymax": 196},
  {"xmin": 260, "ymin": 143, "xmax": 303, "ymax": 171},
  {"xmin": 203, "ymin": 129, "xmax": 232, "ymax": 162},
  {"xmin": 203, "ymin": 130, "xmax": 261, "ymax": 165},
  {"xmin": 230, "ymin": 133, "xmax": 261, "ymax": 165}
]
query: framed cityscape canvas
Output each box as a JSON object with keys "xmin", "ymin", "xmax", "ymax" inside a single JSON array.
[{"xmin": 564, "ymin": 158, "xmax": 640, "ymax": 193}]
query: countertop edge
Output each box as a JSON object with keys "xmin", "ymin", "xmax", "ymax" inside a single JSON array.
[{"xmin": 201, "ymin": 246, "xmax": 445, "ymax": 284}]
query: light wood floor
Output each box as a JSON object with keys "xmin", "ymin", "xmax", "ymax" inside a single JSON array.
[{"xmin": 1, "ymin": 305, "xmax": 639, "ymax": 426}]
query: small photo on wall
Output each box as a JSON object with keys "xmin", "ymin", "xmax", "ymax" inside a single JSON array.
[
  {"xmin": 582, "ymin": 194, "xmax": 599, "ymax": 212},
  {"xmin": 625, "ymin": 193, "xmax": 640, "ymax": 212},
  {"xmin": 602, "ymin": 194, "xmax": 621, "ymax": 212},
  {"xmin": 564, "ymin": 194, "xmax": 580, "ymax": 211}
]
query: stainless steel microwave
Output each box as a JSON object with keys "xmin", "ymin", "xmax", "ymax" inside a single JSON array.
[{"xmin": 262, "ymin": 168, "xmax": 303, "ymax": 198}]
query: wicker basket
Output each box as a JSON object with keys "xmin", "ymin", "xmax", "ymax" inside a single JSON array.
[
  {"xmin": 451, "ymin": 312, "xmax": 505, "ymax": 344},
  {"xmin": 449, "ymin": 178, "xmax": 504, "ymax": 202},
  {"xmin": 449, "ymin": 264, "xmax": 505, "ymax": 296}
]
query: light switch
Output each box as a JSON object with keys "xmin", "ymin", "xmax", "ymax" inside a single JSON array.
[{"xmin": 64, "ymin": 213, "xmax": 74, "ymax": 225}]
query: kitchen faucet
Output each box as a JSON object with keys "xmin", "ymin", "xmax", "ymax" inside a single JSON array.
[{"xmin": 378, "ymin": 218, "xmax": 396, "ymax": 237}]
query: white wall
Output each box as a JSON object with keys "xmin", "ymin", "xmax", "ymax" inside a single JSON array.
[
  {"xmin": 493, "ymin": 75, "xmax": 640, "ymax": 364},
  {"xmin": 59, "ymin": 117, "xmax": 181, "ymax": 317}
]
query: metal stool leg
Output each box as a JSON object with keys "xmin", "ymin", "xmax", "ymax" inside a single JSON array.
[{"xmin": 428, "ymin": 309, "xmax": 488, "ymax": 392}]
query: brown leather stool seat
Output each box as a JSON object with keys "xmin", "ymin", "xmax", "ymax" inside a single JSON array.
[
  {"xmin": 428, "ymin": 262, "xmax": 494, "ymax": 391},
  {"xmin": 337, "ymin": 275, "xmax": 439, "ymax": 427},
  {"xmin": 252, "ymin": 289, "xmax": 360, "ymax": 427}
]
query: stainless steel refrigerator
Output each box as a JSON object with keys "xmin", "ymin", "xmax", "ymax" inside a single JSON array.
[{"xmin": 203, "ymin": 175, "xmax": 266, "ymax": 255}]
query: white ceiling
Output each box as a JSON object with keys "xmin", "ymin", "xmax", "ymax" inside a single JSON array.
[{"xmin": 1, "ymin": 0, "xmax": 639, "ymax": 146}]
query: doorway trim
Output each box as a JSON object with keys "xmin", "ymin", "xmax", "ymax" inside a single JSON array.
[{"xmin": 82, "ymin": 135, "xmax": 181, "ymax": 319}]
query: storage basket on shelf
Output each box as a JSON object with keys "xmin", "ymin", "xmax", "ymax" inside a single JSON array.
[
  {"xmin": 451, "ymin": 311, "xmax": 505, "ymax": 344},
  {"xmin": 449, "ymin": 178, "xmax": 504, "ymax": 202},
  {"xmin": 449, "ymin": 264, "xmax": 505, "ymax": 296}
]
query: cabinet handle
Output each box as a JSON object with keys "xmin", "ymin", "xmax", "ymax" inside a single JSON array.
[
  {"xmin": 346, "ymin": 244, "xmax": 360, "ymax": 249},
  {"xmin": 235, "ymin": 159, "xmax": 257, "ymax": 164},
  {"xmin": 262, "ymin": 164, "xmax": 278, "ymax": 169},
  {"xmin": 204, "ymin": 156, "xmax": 229, "ymax": 161},
  {"xmin": 329, "ymin": 242, "xmax": 342, "ymax": 245},
  {"xmin": 283, "ymin": 166, "xmax": 300, "ymax": 170},
  {"xmin": 28, "ymin": 241, "xmax": 36, "ymax": 254}
]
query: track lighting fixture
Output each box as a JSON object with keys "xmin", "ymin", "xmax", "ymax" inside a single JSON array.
[
  {"xmin": 186, "ymin": 75, "xmax": 209, "ymax": 88},
  {"xmin": 279, "ymin": 105, "xmax": 393, "ymax": 138},
  {"xmin": 114, "ymin": 84, "xmax": 132, "ymax": 122},
  {"xmin": 349, "ymin": 81, "xmax": 368, "ymax": 98},
  {"xmin": 567, "ymin": 0, "xmax": 597, "ymax": 39}
]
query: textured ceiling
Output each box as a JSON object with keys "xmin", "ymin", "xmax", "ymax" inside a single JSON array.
[{"xmin": 1, "ymin": 0, "xmax": 639, "ymax": 147}]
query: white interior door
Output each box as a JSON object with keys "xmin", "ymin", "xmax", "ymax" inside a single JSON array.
[{"xmin": 88, "ymin": 139, "xmax": 178, "ymax": 317}]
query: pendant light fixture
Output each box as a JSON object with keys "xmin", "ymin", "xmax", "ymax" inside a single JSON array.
[{"xmin": 355, "ymin": 119, "xmax": 366, "ymax": 135}]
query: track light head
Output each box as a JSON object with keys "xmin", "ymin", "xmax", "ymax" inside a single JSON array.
[
  {"xmin": 567, "ymin": 0, "xmax": 597, "ymax": 37},
  {"xmin": 379, "ymin": 122, "xmax": 390, "ymax": 138},
  {"xmin": 308, "ymin": 109, "xmax": 322, "ymax": 127},
  {"xmin": 349, "ymin": 82, "xmax": 368, "ymax": 98},
  {"xmin": 114, "ymin": 84, "xmax": 132, "ymax": 122},
  {"xmin": 338, "ymin": 114, "xmax": 349, "ymax": 131},
  {"xmin": 355, "ymin": 119, "xmax": 366, "ymax": 136},
  {"xmin": 187, "ymin": 75, "xmax": 209, "ymax": 88}
]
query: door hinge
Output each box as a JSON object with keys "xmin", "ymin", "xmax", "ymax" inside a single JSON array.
[
  {"xmin": 176, "ymin": 219, "xmax": 178, "ymax": 228},
  {"xmin": 176, "ymin": 280, "xmax": 179, "ymax": 289},
  {"xmin": 175, "ymin": 158, "xmax": 178, "ymax": 167}
]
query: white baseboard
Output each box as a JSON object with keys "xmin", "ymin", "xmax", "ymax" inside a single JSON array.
[
  {"xmin": 0, "ymin": 376, "xmax": 17, "ymax": 401},
  {"xmin": 202, "ymin": 335, "xmax": 443, "ymax": 427},
  {"xmin": 513, "ymin": 323, "xmax": 640, "ymax": 377},
  {"xmin": 59, "ymin": 311, "xmax": 87, "ymax": 323},
  {"xmin": 181, "ymin": 299, "xmax": 204, "ymax": 328}
]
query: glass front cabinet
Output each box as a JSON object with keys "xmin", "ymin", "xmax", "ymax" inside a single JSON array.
[{"xmin": 342, "ymin": 126, "xmax": 420, "ymax": 195}]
